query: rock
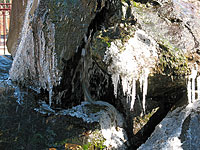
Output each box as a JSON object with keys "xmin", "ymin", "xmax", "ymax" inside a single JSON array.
[
  {"xmin": 0, "ymin": 85, "xmax": 128, "ymax": 149},
  {"xmin": 7, "ymin": 0, "xmax": 28, "ymax": 56},
  {"xmin": 138, "ymin": 100, "xmax": 200, "ymax": 150},
  {"xmin": 89, "ymin": 0, "xmax": 200, "ymax": 147},
  {"xmin": 7, "ymin": 0, "xmax": 200, "ymax": 149},
  {"xmin": 8, "ymin": 0, "xmax": 106, "ymax": 89},
  {"xmin": 35, "ymin": 100, "xmax": 129, "ymax": 149}
]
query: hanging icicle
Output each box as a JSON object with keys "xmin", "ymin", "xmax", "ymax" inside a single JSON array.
[
  {"xmin": 197, "ymin": 76, "xmax": 200, "ymax": 100},
  {"xmin": 188, "ymin": 64, "xmax": 198, "ymax": 104},
  {"xmin": 141, "ymin": 68, "xmax": 149, "ymax": 114},
  {"xmin": 130, "ymin": 79, "xmax": 136, "ymax": 111},
  {"xmin": 47, "ymin": 74, "xmax": 53, "ymax": 106},
  {"xmin": 112, "ymin": 74, "xmax": 120, "ymax": 98},
  {"xmin": 187, "ymin": 78, "xmax": 192, "ymax": 104}
]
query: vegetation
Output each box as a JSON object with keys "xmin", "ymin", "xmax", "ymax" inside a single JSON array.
[
  {"xmin": 158, "ymin": 40, "xmax": 189, "ymax": 76},
  {"xmin": 82, "ymin": 130, "xmax": 106, "ymax": 150},
  {"xmin": 133, "ymin": 107, "xmax": 159, "ymax": 135}
]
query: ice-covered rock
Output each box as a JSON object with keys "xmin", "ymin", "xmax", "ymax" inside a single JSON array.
[{"xmin": 104, "ymin": 29, "xmax": 158, "ymax": 111}]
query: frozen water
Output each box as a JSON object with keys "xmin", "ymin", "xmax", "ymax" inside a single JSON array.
[
  {"xmin": 112, "ymin": 74, "xmax": 120, "ymax": 97},
  {"xmin": 141, "ymin": 68, "xmax": 149, "ymax": 113},
  {"xmin": 130, "ymin": 79, "xmax": 136, "ymax": 110},
  {"xmin": 104, "ymin": 30, "xmax": 158, "ymax": 111},
  {"xmin": 9, "ymin": 0, "xmax": 61, "ymax": 106},
  {"xmin": 197, "ymin": 76, "xmax": 200, "ymax": 100},
  {"xmin": 188, "ymin": 65, "xmax": 198, "ymax": 103},
  {"xmin": 187, "ymin": 78, "xmax": 192, "ymax": 104}
]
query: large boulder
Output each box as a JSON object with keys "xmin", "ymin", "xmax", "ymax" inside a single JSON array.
[
  {"xmin": 138, "ymin": 100, "xmax": 200, "ymax": 150},
  {"xmin": 35, "ymin": 101, "xmax": 129, "ymax": 149}
]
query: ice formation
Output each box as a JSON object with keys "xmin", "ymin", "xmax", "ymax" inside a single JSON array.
[
  {"xmin": 9, "ymin": 0, "xmax": 60, "ymax": 106},
  {"xmin": 187, "ymin": 77, "xmax": 192, "ymax": 104},
  {"xmin": 187, "ymin": 64, "xmax": 198, "ymax": 104},
  {"xmin": 197, "ymin": 76, "xmax": 200, "ymax": 100},
  {"xmin": 104, "ymin": 30, "xmax": 158, "ymax": 111},
  {"xmin": 140, "ymin": 68, "xmax": 150, "ymax": 113}
]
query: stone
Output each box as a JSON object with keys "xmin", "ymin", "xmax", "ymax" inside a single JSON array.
[
  {"xmin": 35, "ymin": 100, "xmax": 129, "ymax": 149},
  {"xmin": 7, "ymin": 0, "xmax": 200, "ymax": 149},
  {"xmin": 138, "ymin": 100, "xmax": 200, "ymax": 150},
  {"xmin": 7, "ymin": 0, "xmax": 28, "ymax": 56}
]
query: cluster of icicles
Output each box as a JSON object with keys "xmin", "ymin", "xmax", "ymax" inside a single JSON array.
[
  {"xmin": 187, "ymin": 64, "xmax": 200, "ymax": 104},
  {"xmin": 112, "ymin": 68, "xmax": 149, "ymax": 113}
]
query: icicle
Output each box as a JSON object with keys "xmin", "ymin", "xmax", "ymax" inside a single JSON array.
[
  {"xmin": 192, "ymin": 75, "xmax": 196, "ymax": 102},
  {"xmin": 188, "ymin": 64, "xmax": 197, "ymax": 103},
  {"xmin": 81, "ymin": 48, "xmax": 86, "ymax": 56},
  {"xmin": 49, "ymin": 88, "xmax": 53, "ymax": 106},
  {"xmin": 187, "ymin": 78, "xmax": 192, "ymax": 104},
  {"xmin": 47, "ymin": 74, "xmax": 53, "ymax": 106},
  {"xmin": 189, "ymin": 68, "xmax": 197, "ymax": 103},
  {"xmin": 130, "ymin": 79, "xmax": 136, "ymax": 111},
  {"xmin": 112, "ymin": 74, "xmax": 119, "ymax": 97},
  {"xmin": 142, "ymin": 68, "xmax": 149, "ymax": 114},
  {"xmin": 197, "ymin": 76, "xmax": 200, "ymax": 100},
  {"xmin": 121, "ymin": 77, "xmax": 128, "ymax": 95}
]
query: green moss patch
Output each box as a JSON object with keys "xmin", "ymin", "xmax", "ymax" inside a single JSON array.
[{"xmin": 158, "ymin": 40, "xmax": 189, "ymax": 76}]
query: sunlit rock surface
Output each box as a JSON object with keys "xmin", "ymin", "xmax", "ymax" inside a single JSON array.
[
  {"xmin": 138, "ymin": 101, "xmax": 200, "ymax": 150},
  {"xmin": 7, "ymin": 0, "xmax": 28, "ymax": 56}
]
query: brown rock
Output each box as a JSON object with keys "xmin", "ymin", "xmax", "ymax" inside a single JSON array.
[{"xmin": 7, "ymin": 0, "xmax": 28, "ymax": 56}]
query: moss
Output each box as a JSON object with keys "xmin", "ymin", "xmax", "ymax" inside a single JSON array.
[
  {"xmin": 158, "ymin": 40, "xmax": 189, "ymax": 76},
  {"xmin": 133, "ymin": 107, "xmax": 159, "ymax": 134},
  {"xmin": 122, "ymin": 0, "xmax": 146, "ymax": 8},
  {"xmin": 131, "ymin": 0, "xmax": 147, "ymax": 8},
  {"xmin": 91, "ymin": 21, "xmax": 136, "ymax": 68},
  {"xmin": 82, "ymin": 129, "xmax": 106, "ymax": 150},
  {"xmin": 132, "ymin": 1, "xmax": 141, "ymax": 7}
]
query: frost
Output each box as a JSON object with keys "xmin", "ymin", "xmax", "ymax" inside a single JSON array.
[{"xmin": 104, "ymin": 30, "xmax": 158, "ymax": 111}]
